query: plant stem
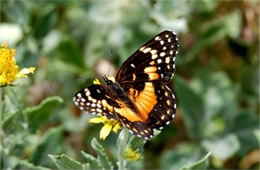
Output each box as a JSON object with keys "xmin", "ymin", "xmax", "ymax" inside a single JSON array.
[{"xmin": 117, "ymin": 128, "xmax": 129, "ymax": 170}]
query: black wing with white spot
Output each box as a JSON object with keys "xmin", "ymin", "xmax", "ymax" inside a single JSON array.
[
  {"xmin": 73, "ymin": 85, "xmax": 118, "ymax": 120},
  {"xmin": 116, "ymin": 30, "xmax": 179, "ymax": 83},
  {"xmin": 146, "ymin": 83, "xmax": 176, "ymax": 130}
]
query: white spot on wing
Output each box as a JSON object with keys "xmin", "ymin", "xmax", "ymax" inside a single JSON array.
[
  {"xmin": 143, "ymin": 47, "xmax": 151, "ymax": 53},
  {"xmin": 161, "ymin": 74, "xmax": 164, "ymax": 78},
  {"xmin": 160, "ymin": 52, "xmax": 166, "ymax": 57},
  {"xmin": 165, "ymin": 57, "xmax": 170, "ymax": 63},
  {"xmin": 152, "ymin": 54, "xmax": 158, "ymax": 59},
  {"xmin": 160, "ymin": 40, "xmax": 164, "ymax": 45}
]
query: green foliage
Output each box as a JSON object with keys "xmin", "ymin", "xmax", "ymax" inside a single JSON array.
[
  {"xmin": 48, "ymin": 154, "xmax": 82, "ymax": 170},
  {"xmin": 181, "ymin": 152, "xmax": 211, "ymax": 170},
  {"xmin": 0, "ymin": 0, "xmax": 259, "ymax": 169}
]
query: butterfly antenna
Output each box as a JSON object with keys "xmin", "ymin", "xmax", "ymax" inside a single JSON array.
[
  {"xmin": 74, "ymin": 76, "xmax": 92, "ymax": 81},
  {"xmin": 108, "ymin": 49, "xmax": 114, "ymax": 77}
]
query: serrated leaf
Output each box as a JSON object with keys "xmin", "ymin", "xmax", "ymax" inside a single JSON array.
[
  {"xmin": 48, "ymin": 154, "xmax": 82, "ymax": 170},
  {"xmin": 81, "ymin": 151, "xmax": 100, "ymax": 170},
  {"xmin": 181, "ymin": 152, "xmax": 211, "ymax": 170},
  {"xmin": 25, "ymin": 96, "xmax": 63, "ymax": 132},
  {"xmin": 91, "ymin": 138, "xmax": 113, "ymax": 170},
  {"xmin": 31, "ymin": 126, "xmax": 64, "ymax": 167}
]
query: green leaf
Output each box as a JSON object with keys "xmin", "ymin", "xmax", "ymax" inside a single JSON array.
[
  {"xmin": 181, "ymin": 152, "xmax": 211, "ymax": 170},
  {"xmin": 33, "ymin": 5, "xmax": 57, "ymax": 40},
  {"xmin": 254, "ymin": 129, "xmax": 260, "ymax": 143},
  {"xmin": 229, "ymin": 110, "xmax": 259, "ymax": 156},
  {"xmin": 0, "ymin": 151, "xmax": 19, "ymax": 169},
  {"xmin": 2, "ymin": 111, "xmax": 23, "ymax": 134},
  {"xmin": 160, "ymin": 142, "xmax": 204, "ymax": 169},
  {"xmin": 48, "ymin": 154, "xmax": 82, "ymax": 170},
  {"xmin": 184, "ymin": 11, "xmax": 242, "ymax": 63},
  {"xmin": 91, "ymin": 138, "xmax": 113, "ymax": 170},
  {"xmin": 174, "ymin": 75, "xmax": 204, "ymax": 138},
  {"xmin": 25, "ymin": 96, "xmax": 63, "ymax": 132},
  {"xmin": 56, "ymin": 37, "xmax": 85, "ymax": 68},
  {"xmin": 2, "ymin": 0, "xmax": 29, "ymax": 26},
  {"xmin": 202, "ymin": 134, "xmax": 240, "ymax": 160},
  {"xmin": 81, "ymin": 151, "xmax": 100, "ymax": 170},
  {"xmin": 31, "ymin": 126, "xmax": 64, "ymax": 167},
  {"xmin": 127, "ymin": 136, "xmax": 146, "ymax": 152},
  {"xmin": 15, "ymin": 160, "xmax": 51, "ymax": 170}
]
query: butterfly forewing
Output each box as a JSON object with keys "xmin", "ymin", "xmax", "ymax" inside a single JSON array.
[
  {"xmin": 116, "ymin": 30, "xmax": 179, "ymax": 83},
  {"xmin": 73, "ymin": 85, "xmax": 118, "ymax": 120}
]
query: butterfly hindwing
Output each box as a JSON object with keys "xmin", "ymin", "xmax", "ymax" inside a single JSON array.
[
  {"xmin": 73, "ymin": 85, "xmax": 118, "ymax": 120},
  {"xmin": 116, "ymin": 30, "xmax": 179, "ymax": 83},
  {"xmin": 146, "ymin": 83, "xmax": 176, "ymax": 130},
  {"xmin": 116, "ymin": 82, "xmax": 176, "ymax": 139}
]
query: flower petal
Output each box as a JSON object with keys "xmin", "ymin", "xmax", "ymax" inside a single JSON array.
[
  {"xmin": 93, "ymin": 79, "xmax": 101, "ymax": 85},
  {"xmin": 112, "ymin": 122, "xmax": 122, "ymax": 133},
  {"xmin": 17, "ymin": 67, "xmax": 36, "ymax": 78},
  {"xmin": 89, "ymin": 117, "xmax": 107, "ymax": 123},
  {"xmin": 100, "ymin": 123, "xmax": 112, "ymax": 140}
]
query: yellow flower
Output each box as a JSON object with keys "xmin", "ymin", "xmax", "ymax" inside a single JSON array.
[
  {"xmin": 0, "ymin": 43, "xmax": 35, "ymax": 86},
  {"xmin": 124, "ymin": 148, "xmax": 141, "ymax": 162},
  {"xmin": 89, "ymin": 116, "xmax": 121, "ymax": 140},
  {"xmin": 89, "ymin": 77, "xmax": 121, "ymax": 140},
  {"xmin": 93, "ymin": 78, "xmax": 101, "ymax": 85}
]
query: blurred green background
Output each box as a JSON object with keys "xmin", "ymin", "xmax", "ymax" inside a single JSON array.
[{"xmin": 0, "ymin": 0, "xmax": 259, "ymax": 169}]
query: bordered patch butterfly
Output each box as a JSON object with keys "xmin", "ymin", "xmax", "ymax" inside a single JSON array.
[{"xmin": 74, "ymin": 30, "xmax": 179, "ymax": 140}]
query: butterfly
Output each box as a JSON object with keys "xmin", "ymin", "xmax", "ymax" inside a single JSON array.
[{"xmin": 73, "ymin": 30, "xmax": 179, "ymax": 140}]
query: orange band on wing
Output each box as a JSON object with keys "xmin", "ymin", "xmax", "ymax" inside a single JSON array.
[
  {"xmin": 114, "ymin": 100, "xmax": 144, "ymax": 122},
  {"xmin": 148, "ymin": 73, "xmax": 159, "ymax": 80},
  {"xmin": 129, "ymin": 82, "xmax": 157, "ymax": 121},
  {"xmin": 102, "ymin": 99, "xmax": 114, "ymax": 112}
]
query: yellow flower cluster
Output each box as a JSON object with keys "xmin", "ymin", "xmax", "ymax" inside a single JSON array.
[
  {"xmin": 0, "ymin": 43, "xmax": 35, "ymax": 86},
  {"xmin": 124, "ymin": 148, "xmax": 141, "ymax": 162}
]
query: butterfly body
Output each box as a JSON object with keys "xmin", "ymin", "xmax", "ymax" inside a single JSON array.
[{"xmin": 74, "ymin": 30, "xmax": 179, "ymax": 140}]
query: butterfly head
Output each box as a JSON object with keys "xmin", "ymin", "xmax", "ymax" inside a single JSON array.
[
  {"xmin": 103, "ymin": 75, "xmax": 115, "ymax": 85},
  {"xmin": 103, "ymin": 75, "xmax": 125, "ymax": 98}
]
